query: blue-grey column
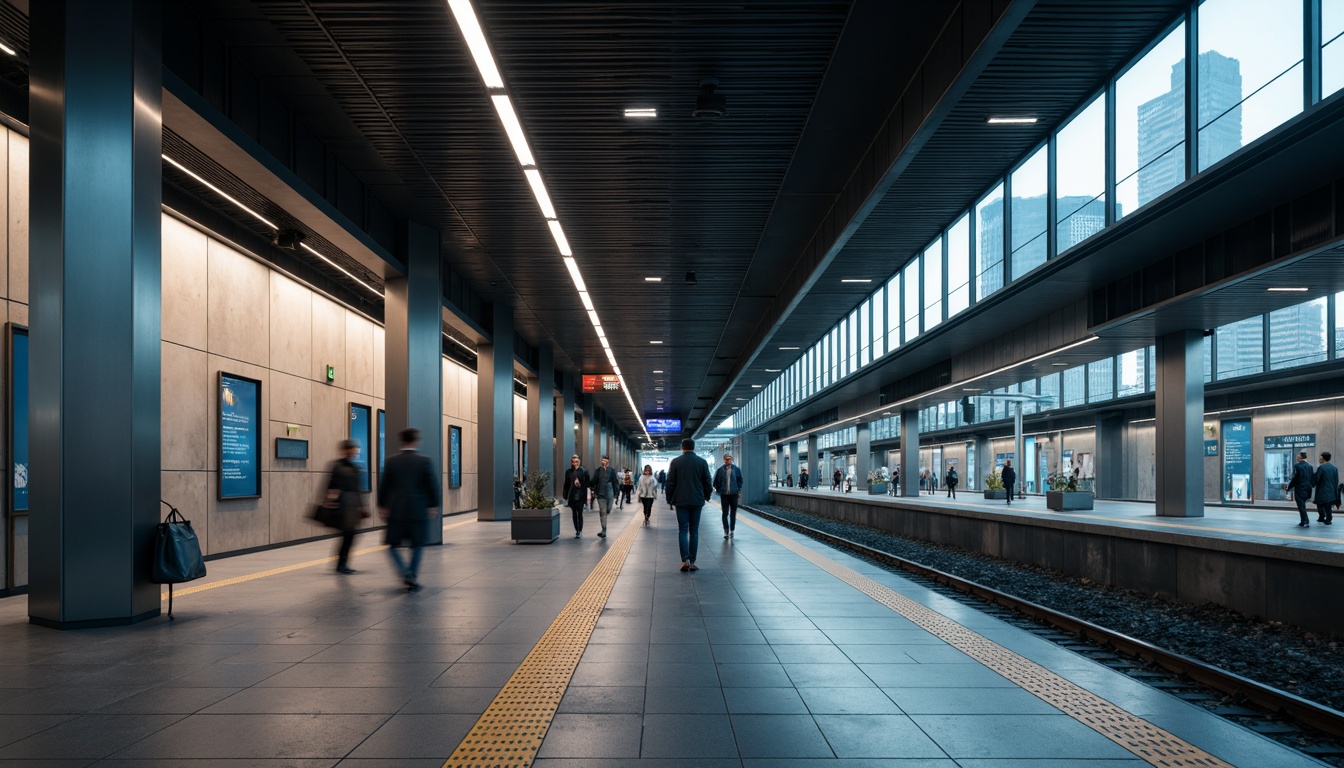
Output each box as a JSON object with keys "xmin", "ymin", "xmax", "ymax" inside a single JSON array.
[
  {"xmin": 557, "ymin": 373, "xmax": 575, "ymax": 491},
  {"xmin": 386, "ymin": 220, "xmax": 443, "ymax": 543},
  {"xmin": 789, "ymin": 440, "xmax": 799, "ymax": 483},
  {"xmin": 742, "ymin": 433, "xmax": 769, "ymax": 504},
  {"xmin": 477, "ymin": 303, "xmax": 514, "ymax": 520},
  {"xmin": 901, "ymin": 409, "xmax": 921, "ymax": 497},
  {"xmin": 1095, "ymin": 412, "xmax": 1124, "ymax": 499},
  {"xmin": 856, "ymin": 422, "xmax": 871, "ymax": 490},
  {"xmin": 526, "ymin": 344, "xmax": 554, "ymax": 495},
  {"xmin": 29, "ymin": 0, "xmax": 162, "ymax": 628},
  {"xmin": 1155, "ymin": 330, "xmax": 1204, "ymax": 517},
  {"xmin": 807, "ymin": 434, "xmax": 819, "ymax": 488}
]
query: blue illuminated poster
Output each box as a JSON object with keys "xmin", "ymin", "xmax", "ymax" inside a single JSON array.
[
  {"xmin": 9, "ymin": 325, "xmax": 27, "ymax": 512},
  {"xmin": 449, "ymin": 425, "xmax": 462, "ymax": 489},
  {"xmin": 349, "ymin": 403, "xmax": 371, "ymax": 492},
  {"xmin": 377, "ymin": 409, "xmax": 385, "ymax": 476},
  {"xmin": 1221, "ymin": 419, "xmax": 1252, "ymax": 503},
  {"xmin": 219, "ymin": 373, "xmax": 261, "ymax": 499},
  {"xmin": 645, "ymin": 418, "xmax": 682, "ymax": 434}
]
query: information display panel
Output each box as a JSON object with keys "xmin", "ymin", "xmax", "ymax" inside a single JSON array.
[
  {"xmin": 219, "ymin": 372, "xmax": 262, "ymax": 499},
  {"xmin": 8, "ymin": 324, "xmax": 27, "ymax": 513},
  {"xmin": 449, "ymin": 425, "xmax": 462, "ymax": 489},
  {"xmin": 581, "ymin": 374, "xmax": 621, "ymax": 393},
  {"xmin": 1221, "ymin": 419, "xmax": 1253, "ymax": 502},
  {"xmin": 349, "ymin": 403, "xmax": 372, "ymax": 492},
  {"xmin": 377, "ymin": 409, "xmax": 386, "ymax": 476},
  {"xmin": 645, "ymin": 418, "xmax": 682, "ymax": 434}
]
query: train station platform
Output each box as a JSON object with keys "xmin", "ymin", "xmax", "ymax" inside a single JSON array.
[{"xmin": 0, "ymin": 498, "xmax": 1321, "ymax": 766}]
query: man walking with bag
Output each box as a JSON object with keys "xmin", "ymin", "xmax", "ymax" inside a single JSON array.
[{"xmin": 378, "ymin": 428, "xmax": 440, "ymax": 592}]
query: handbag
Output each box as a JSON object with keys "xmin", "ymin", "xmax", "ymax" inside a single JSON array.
[
  {"xmin": 310, "ymin": 501, "xmax": 340, "ymax": 528},
  {"xmin": 152, "ymin": 504, "xmax": 207, "ymax": 584}
]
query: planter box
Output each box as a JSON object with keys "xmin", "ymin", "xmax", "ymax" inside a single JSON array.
[
  {"xmin": 1046, "ymin": 491, "xmax": 1094, "ymax": 511},
  {"xmin": 511, "ymin": 507, "xmax": 560, "ymax": 543},
  {"xmin": 868, "ymin": 483, "xmax": 888, "ymax": 495},
  {"xmin": 983, "ymin": 489, "xmax": 1007, "ymax": 500}
]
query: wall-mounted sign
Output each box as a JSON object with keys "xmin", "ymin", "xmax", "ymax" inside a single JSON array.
[
  {"xmin": 8, "ymin": 324, "xmax": 27, "ymax": 513},
  {"xmin": 645, "ymin": 418, "xmax": 682, "ymax": 434},
  {"xmin": 349, "ymin": 403, "xmax": 372, "ymax": 492},
  {"xmin": 1221, "ymin": 419, "xmax": 1252, "ymax": 503},
  {"xmin": 219, "ymin": 372, "xmax": 262, "ymax": 499},
  {"xmin": 275, "ymin": 438, "xmax": 309, "ymax": 460},
  {"xmin": 581, "ymin": 374, "xmax": 621, "ymax": 393},
  {"xmin": 449, "ymin": 425, "xmax": 462, "ymax": 489}
]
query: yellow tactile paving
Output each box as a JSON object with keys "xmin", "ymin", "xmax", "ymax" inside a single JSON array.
[
  {"xmin": 165, "ymin": 517, "xmax": 475, "ymax": 599},
  {"xmin": 740, "ymin": 515, "xmax": 1235, "ymax": 768},
  {"xmin": 442, "ymin": 516, "xmax": 642, "ymax": 768}
]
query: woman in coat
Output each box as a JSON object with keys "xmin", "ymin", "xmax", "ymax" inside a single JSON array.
[
  {"xmin": 637, "ymin": 465, "xmax": 659, "ymax": 525},
  {"xmin": 326, "ymin": 439, "xmax": 368, "ymax": 574}
]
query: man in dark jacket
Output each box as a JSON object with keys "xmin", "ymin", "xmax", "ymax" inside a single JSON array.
[
  {"xmin": 713, "ymin": 453, "xmax": 744, "ymax": 539},
  {"xmin": 1001, "ymin": 460, "xmax": 1017, "ymax": 505},
  {"xmin": 588, "ymin": 456, "xmax": 620, "ymax": 538},
  {"xmin": 563, "ymin": 454, "xmax": 590, "ymax": 538},
  {"xmin": 1314, "ymin": 452, "xmax": 1340, "ymax": 525},
  {"xmin": 326, "ymin": 439, "xmax": 367, "ymax": 574},
  {"xmin": 378, "ymin": 428, "xmax": 441, "ymax": 591},
  {"xmin": 666, "ymin": 438, "xmax": 713, "ymax": 572},
  {"xmin": 1288, "ymin": 451, "xmax": 1315, "ymax": 527}
]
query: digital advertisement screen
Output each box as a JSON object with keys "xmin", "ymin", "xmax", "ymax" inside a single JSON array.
[
  {"xmin": 1222, "ymin": 419, "xmax": 1252, "ymax": 502},
  {"xmin": 645, "ymin": 418, "xmax": 682, "ymax": 434},
  {"xmin": 9, "ymin": 325, "xmax": 27, "ymax": 512},
  {"xmin": 275, "ymin": 438, "xmax": 309, "ymax": 460},
  {"xmin": 581, "ymin": 374, "xmax": 621, "ymax": 393},
  {"xmin": 219, "ymin": 373, "xmax": 262, "ymax": 499},
  {"xmin": 349, "ymin": 403, "xmax": 372, "ymax": 492},
  {"xmin": 377, "ymin": 409, "xmax": 386, "ymax": 475},
  {"xmin": 449, "ymin": 425, "xmax": 462, "ymax": 489}
]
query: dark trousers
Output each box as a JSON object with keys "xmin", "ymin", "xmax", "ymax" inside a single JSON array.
[
  {"xmin": 641, "ymin": 497, "xmax": 654, "ymax": 518},
  {"xmin": 1005, "ymin": 483, "xmax": 1014, "ymax": 504},
  {"xmin": 676, "ymin": 505, "xmax": 703, "ymax": 564},
  {"xmin": 721, "ymin": 494, "xmax": 740, "ymax": 532},
  {"xmin": 336, "ymin": 528, "xmax": 356, "ymax": 568},
  {"xmin": 569, "ymin": 502, "xmax": 584, "ymax": 532},
  {"xmin": 946, "ymin": 484, "xmax": 956, "ymax": 498},
  {"xmin": 1318, "ymin": 502, "xmax": 1334, "ymax": 524},
  {"xmin": 1295, "ymin": 494, "xmax": 1310, "ymax": 524}
]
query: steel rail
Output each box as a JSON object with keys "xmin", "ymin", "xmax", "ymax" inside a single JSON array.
[{"xmin": 743, "ymin": 504, "xmax": 1344, "ymax": 741}]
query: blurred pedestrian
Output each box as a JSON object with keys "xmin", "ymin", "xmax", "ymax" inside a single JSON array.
[
  {"xmin": 327, "ymin": 439, "xmax": 368, "ymax": 574},
  {"xmin": 945, "ymin": 464, "xmax": 958, "ymax": 499},
  {"xmin": 1288, "ymin": 450, "xmax": 1315, "ymax": 527},
  {"xmin": 378, "ymin": 428, "xmax": 440, "ymax": 592}
]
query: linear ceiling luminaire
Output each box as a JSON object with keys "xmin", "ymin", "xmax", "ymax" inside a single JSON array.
[
  {"xmin": 523, "ymin": 168, "xmax": 556, "ymax": 219},
  {"xmin": 578, "ymin": 291, "xmax": 594, "ymax": 311},
  {"xmin": 447, "ymin": 0, "xmax": 504, "ymax": 89},
  {"xmin": 162, "ymin": 154, "xmax": 277, "ymax": 230},
  {"xmin": 550, "ymin": 221, "xmax": 573, "ymax": 257},
  {"xmin": 491, "ymin": 95, "xmax": 535, "ymax": 167}
]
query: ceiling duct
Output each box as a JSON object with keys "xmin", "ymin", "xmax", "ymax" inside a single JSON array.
[{"xmin": 692, "ymin": 77, "xmax": 727, "ymax": 119}]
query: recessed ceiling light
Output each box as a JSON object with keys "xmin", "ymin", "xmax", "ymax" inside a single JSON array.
[
  {"xmin": 779, "ymin": 346, "xmax": 799, "ymax": 350},
  {"xmin": 650, "ymin": 340, "xmax": 663, "ymax": 344},
  {"xmin": 652, "ymin": 370, "xmax": 663, "ymax": 373},
  {"xmin": 624, "ymin": 108, "xmax": 657, "ymax": 118},
  {"xmin": 961, "ymin": 388, "xmax": 980, "ymax": 392},
  {"xmin": 751, "ymin": 384, "xmax": 762, "ymax": 388},
  {"xmin": 644, "ymin": 276, "xmax": 662, "ymax": 282},
  {"xmin": 1051, "ymin": 362, "xmax": 1069, "ymax": 366},
  {"xmin": 655, "ymin": 387, "xmax": 663, "ymax": 391},
  {"xmin": 1267, "ymin": 287, "xmax": 1309, "ymax": 292},
  {"xmin": 881, "ymin": 412, "xmax": 892, "ymax": 416},
  {"xmin": 764, "ymin": 368, "xmax": 781, "ymax": 372},
  {"xmin": 735, "ymin": 398, "xmax": 746, "ymax": 401},
  {"xmin": 986, "ymin": 116, "xmax": 1038, "ymax": 125},
  {"xmin": 0, "ymin": 41, "xmax": 16, "ymax": 57},
  {"xmin": 840, "ymin": 278, "xmax": 872, "ymax": 284}
]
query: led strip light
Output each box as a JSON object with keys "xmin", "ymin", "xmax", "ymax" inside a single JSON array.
[{"xmin": 447, "ymin": 0, "xmax": 652, "ymax": 444}]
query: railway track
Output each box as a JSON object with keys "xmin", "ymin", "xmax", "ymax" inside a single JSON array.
[{"xmin": 743, "ymin": 503, "xmax": 1344, "ymax": 764}]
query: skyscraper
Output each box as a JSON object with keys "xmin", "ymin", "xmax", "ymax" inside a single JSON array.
[{"xmin": 1137, "ymin": 51, "xmax": 1242, "ymax": 207}]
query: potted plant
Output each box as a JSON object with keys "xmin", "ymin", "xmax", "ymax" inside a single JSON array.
[
  {"xmin": 511, "ymin": 470, "xmax": 560, "ymax": 543},
  {"xmin": 983, "ymin": 470, "xmax": 1007, "ymax": 500},
  {"xmin": 1045, "ymin": 472, "xmax": 1093, "ymax": 511},
  {"xmin": 867, "ymin": 467, "xmax": 889, "ymax": 495}
]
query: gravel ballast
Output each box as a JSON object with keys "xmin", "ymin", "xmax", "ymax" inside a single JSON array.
[{"xmin": 751, "ymin": 502, "xmax": 1344, "ymax": 714}]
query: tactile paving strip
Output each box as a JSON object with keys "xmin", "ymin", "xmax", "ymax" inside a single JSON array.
[
  {"xmin": 741, "ymin": 516, "xmax": 1235, "ymax": 768},
  {"xmin": 443, "ymin": 517, "xmax": 642, "ymax": 768}
]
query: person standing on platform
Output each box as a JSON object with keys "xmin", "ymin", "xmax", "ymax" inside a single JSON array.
[
  {"xmin": 892, "ymin": 467, "xmax": 899, "ymax": 496},
  {"xmin": 563, "ymin": 454, "xmax": 589, "ymax": 538},
  {"xmin": 378, "ymin": 428, "xmax": 440, "ymax": 592},
  {"xmin": 832, "ymin": 467, "xmax": 843, "ymax": 491},
  {"xmin": 714, "ymin": 453, "xmax": 744, "ymax": 539},
  {"xmin": 1312, "ymin": 451, "xmax": 1339, "ymax": 525},
  {"xmin": 1288, "ymin": 450, "xmax": 1315, "ymax": 527},
  {"xmin": 1001, "ymin": 460, "xmax": 1017, "ymax": 505},
  {"xmin": 327, "ymin": 439, "xmax": 367, "ymax": 575},
  {"xmin": 945, "ymin": 465, "xmax": 958, "ymax": 499},
  {"xmin": 657, "ymin": 468, "xmax": 667, "ymax": 493},
  {"xmin": 798, "ymin": 468, "xmax": 809, "ymax": 490},
  {"xmin": 637, "ymin": 464, "xmax": 658, "ymax": 526},
  {"xmin": 620, "ymin": 469, "xmax": 635, "ymax": 508},
  {"xmin": 589, "ymin": 455, "xmax": 620, "ymax": 538},
  {"xmin": 666, "ymin": 438, "xmax": 712, "ymax": 572}
]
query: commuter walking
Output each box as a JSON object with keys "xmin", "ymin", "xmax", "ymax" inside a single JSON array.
[
  {"xmin": 832, "ymin": 468, "xmax": 843, "ymax": 491},
  {"xmin": 930, "ymin": 472, "xmax": 939, "ymax": 495},
  {"xmin": 920, "ymin": 469, "xmax": 929, "ymax": 493},
  {"xmin": 589, "ymin": 456, "xmax": 620, "ymax": 538},
  {"xmin": 1001, "ymin": 461, "xmax": 1017, "ymax": 505},
  {"xmin": 666, "ymin": 438, "xmax": 713, "ymax": 572},
  {"xmin": 945, "ymin": 465, "xmax": 958, "ymax": 499},
  {"xmin": 798, "ymin": 468, "xmax": 809, "ymax": 490},
  {"xmin": 1287, "ymin": 450, "xmax": 1315, "ymax": 527},
  {"xmin": 892, "ymin": 467, "xmax": 900, "ymax": 496},
  {"xmin": 563, "ymin": 454, "xmax": 590, "ymax": 537},
  {"xmin": 326, "ymin": 439, "xmax": 368, "ymax": 574},
  {"xmin": 657, "ymin": 468, "xmax": 667, "ymax": 493},
  {"xmin": 377, "ymin": 428, "xmax": 441, "ymax": 592},
  {"xmin": 714, "ymin": 453, "xmax": 744, "ymax": 539},
  {"xmin": 620, "ymin": 469, "xmax": 635, "ymax": 508},
  {"xmin": 637, "ymin": 464, "xmax": 658, "ymax": 525},
  {"xmin": 1313, "ymin": 451, "xmax": 1339, "ymax": 525}
]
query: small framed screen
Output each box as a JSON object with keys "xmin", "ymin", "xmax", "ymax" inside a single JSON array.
[{"xmin": 275, "ymin": 438, "xmax": 309, "ymax": 460}]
